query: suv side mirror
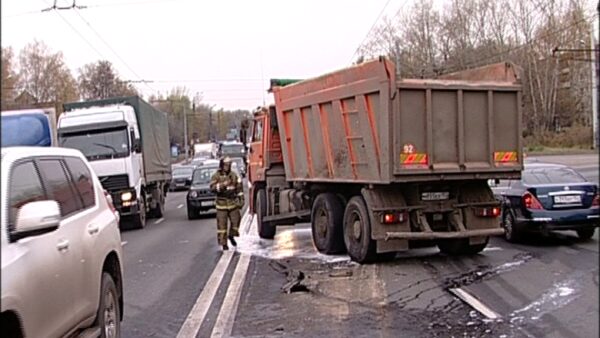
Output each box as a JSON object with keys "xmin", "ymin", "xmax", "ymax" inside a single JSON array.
[{"xmin": 13, "ymin": 200, "xmax": 61, "ymax": 241}]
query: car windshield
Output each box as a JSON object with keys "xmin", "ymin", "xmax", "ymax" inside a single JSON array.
[
  {"xmin": 192, "ymin": 166, "xmax": 219, "ymax": 184},
  {"xmin": 523, "ymin": 167, "xmax": 587, "ymax": 185},
  {"xmin": 173, "ymin": 168, "xmax": 193, "ymax": 177},
  {"xmin": 59, "ymin": 127, "xmax": 129, "ymax": 161}
]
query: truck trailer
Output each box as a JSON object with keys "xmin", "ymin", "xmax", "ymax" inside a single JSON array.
[
  {"xmin": 247, "ymin": 57, "xmax": 522, "ymax": 263},
  {"xmin": 58, "ymin": 96, "xmax": 172, "ymax": 229}
]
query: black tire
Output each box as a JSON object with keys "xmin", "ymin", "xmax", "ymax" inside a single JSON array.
[
  {"xmin": 437, "ymin": 237, "xmax": 489, "ymax": 255},
  {"xmin": 343, "ymin": 196, "xmax": 376, "ymax": 263},
  {"xmin": 502, "ymin": 211, "xmax": 521, "ymax": 243},
  {"xmin": 150, "ymin": 195, "xmax": 165, "ymax": 219},
  {"xmin": 132, "ymin": 194, "xmax": 146, "ymax": 229},
  {"xmin": 187, "ymin": 206, "xmax": 198, "ymax": 220},
  {"xmin": 256, "ymin": 189, "xmax": 275, "ymax": 239},
  {"xmin": 576, "ymin": 228, "xmax": 596, "ymax": 240},
  {"xmin": 96, "ymin": 272, "xmax": 121, "ymax": 338},
  {"xmin": 311, "ymin": 193, "xmax": 346, "ymax": 254}
]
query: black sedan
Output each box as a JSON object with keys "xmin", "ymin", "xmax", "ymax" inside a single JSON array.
[
  {"xmin": 186, "ymin": 165, "xmax": 219, "ymax": 219},
  {"xmin": 170, "ymin": 166, "xmax": 195, "ymax": 191},
  {"xmin": 491, "ymin": 162, "xmax": 599, "ymax": 242}
]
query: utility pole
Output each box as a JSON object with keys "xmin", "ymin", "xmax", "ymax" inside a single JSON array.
[
  {"xmin": 183, "ymin": 103, "xmax": 188, "ymax": 162},
  {"xmin": 592, "ymin": 28, "xmax": 598, "ymax": 149},
  {"xmin": 595, "ymin": 0, "xmax": 600, "ymax": 148}
]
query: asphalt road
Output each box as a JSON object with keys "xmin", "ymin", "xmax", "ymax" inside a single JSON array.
[{"xmin": 120, "ymin": 155, "xmax": 598, "ymax": 337}]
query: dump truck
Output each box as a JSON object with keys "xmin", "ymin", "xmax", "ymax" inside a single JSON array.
[
  {"xmin": 247, "ymin": 57, "xmax": 522, "ymax": 263},
  {"xmin": 58, "ymin": 96, "xmax": 172, "ymax": 229}
]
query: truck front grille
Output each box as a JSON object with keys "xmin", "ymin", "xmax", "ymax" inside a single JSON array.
[{"xmin": 99, "ymin": 174, "xmax": 130, "ymax": 192}]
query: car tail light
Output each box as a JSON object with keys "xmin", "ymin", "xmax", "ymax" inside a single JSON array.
[
  {"xmin": 523, "ymin": 192, "xmax": 544, "ymax": 210},
  {"xmin": 474, "ymin": 207, "xmax": 501, "ymax": 217},
  {"xmin": 592, "ymin": 194, "xmax": 599, "ymax": 207},
  {"xmin": 381, "ymin": 212, "xmax": 408, "ymax": 224}
]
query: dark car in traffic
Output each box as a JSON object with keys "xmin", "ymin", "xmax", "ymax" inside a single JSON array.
[
  {"xmin": 491, "ymin": 162, "xmax": 599, "ymax": 242},
  {"xmin": 186, "ymin": 165, "xmax": 219, "ymax": 219},
  {"xmin": 170, "ymin": 166, "xmax": 195, "ymax": 191}
]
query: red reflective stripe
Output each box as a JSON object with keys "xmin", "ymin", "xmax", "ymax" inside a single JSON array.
[{"xmin": 502, "ymin": 152, "xmax": 512, "ymax": 162}]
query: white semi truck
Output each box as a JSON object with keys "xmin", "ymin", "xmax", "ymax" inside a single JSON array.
[{"xmin": 58, "ymin": 96, "xmax": 172, "ymax": 229}]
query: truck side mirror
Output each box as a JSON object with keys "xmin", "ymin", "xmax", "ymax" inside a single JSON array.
[{"xmin": 133, "ymin": 139, "xmax": 141, "ymax": 153}]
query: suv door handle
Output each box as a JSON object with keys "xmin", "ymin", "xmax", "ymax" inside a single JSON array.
[
  {"xmin": 57, "ymin": 239, "xmax": 70, "ymax": 251},
  {"xmin": 87, "ymin": 224, "xmax": 99, "ymax": 235}
]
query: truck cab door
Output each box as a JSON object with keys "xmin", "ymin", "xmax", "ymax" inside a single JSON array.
[{"xmin": 249, "ymin": 116, "xmax": 265, "ymax": 183}]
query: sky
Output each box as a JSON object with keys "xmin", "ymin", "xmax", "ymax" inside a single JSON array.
[
  {"xmin": 3, "ymin": 0, "xmax": 598, "ymax": 110},
  {"xmin": 1, "ymin": 0, "xmax": 410, "ymax": 110}
]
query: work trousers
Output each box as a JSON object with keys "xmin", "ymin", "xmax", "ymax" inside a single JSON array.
[{"xmin": 216, "ymin": 208, "xmax": 241, "ymax": 245}]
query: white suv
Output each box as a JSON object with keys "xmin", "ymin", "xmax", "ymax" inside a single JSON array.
[{"xmin": 1, "ymin": 147, "xmax": 124, "ymax": 338}]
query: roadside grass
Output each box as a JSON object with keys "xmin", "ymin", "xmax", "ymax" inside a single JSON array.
[{"xmin": 524, "ymin": 124, "xmax": 597, "ymax": 156}]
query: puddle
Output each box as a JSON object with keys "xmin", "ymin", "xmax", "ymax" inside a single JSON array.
[
  {"xmin": 509, "ymin": 277, "xmax": 579, "ymax": 323},
  {"xmin": 236, "ymin": 212, "xmax": 350, "ymax": 263}
]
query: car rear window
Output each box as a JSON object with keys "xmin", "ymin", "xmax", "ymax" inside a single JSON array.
[{"xmin": 523, "ymin": 167, "xmax": 586, "ymax": 185}]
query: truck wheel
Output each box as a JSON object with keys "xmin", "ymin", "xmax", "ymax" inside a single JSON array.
[
  {"xmin": 343, "ymin": 196, "xmax": 376, "ymax": 263},
  {"xmin": 133, "ymin": 194, "xmax": 146, "ymax": 229},
  {"xmin": 96, "ymin": 272, "xmax": 121, "ymax": 338},
  {"xmin": 437, "ymin": 237, "xmax": 488, "ymax": 255},
  {"xmin": 311, "ymin": 193, "xmax": 346, "ymax": 254},
  {"xmin": 576, "ymin": 228, "xmax": 595, "ymax": 240},
  {"xmin": 256, "ymin": 189, "xmax": 275, "ymax": 239},
  {"xmin": 187, "ymin": 206, "xmax": 198, "ymax": 220},
  {"xmin": 150, "ymin": 196, "xmax": 165, "ymax": 219}
]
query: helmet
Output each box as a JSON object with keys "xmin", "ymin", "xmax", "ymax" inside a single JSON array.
[{"xmin": 220, "ymin": 156, "xmax": 232, "ymax": 170}]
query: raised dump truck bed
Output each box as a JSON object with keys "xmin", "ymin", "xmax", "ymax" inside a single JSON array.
[{"xmin": 271, "ymin": 57, "xmax": 522, "ymax": 184}]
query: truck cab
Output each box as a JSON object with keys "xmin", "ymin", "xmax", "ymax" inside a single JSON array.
[{"xmin": 58, "ymin": 97, "xmax": 171, "ymax": 229}]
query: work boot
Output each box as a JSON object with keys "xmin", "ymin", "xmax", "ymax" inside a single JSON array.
[
  {"xmin": 228, "ymin": 235, "xmax": 237, "ymax": 247},
  {"xmin": 222, "ymin": 244, "xmax": 229, "ymax": 251}
]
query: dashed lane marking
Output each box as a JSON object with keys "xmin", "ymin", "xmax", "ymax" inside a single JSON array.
[
  {"xmin": 177, "ymin": 204, "xmax": 184, "ymax": 209},
  {"xmin": 449, "ymin": 287, "xmax": 500, "ymax": 319},
  {"xmin": 154, "ymin": 218, "xmax": 165, "ymax": 224},
  {"xmin": 121, "ymin": 241, "xmax": 128, "ymax": 246}
]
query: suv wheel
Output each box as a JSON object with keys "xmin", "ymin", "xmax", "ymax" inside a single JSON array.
[{"xmin": 97, "ymin": 272, "xmax": 120, "ymax": 338}]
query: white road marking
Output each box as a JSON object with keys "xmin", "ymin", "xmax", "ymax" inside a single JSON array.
[
  {"xmin": 177, "ymin": 204, "xmax": 184, "ymax": 209},
  {"xmin": 210, "ymin": 254, "xmax": 251, "ymax": 338},
  {"xmin": 154, "ymin": 218, "xmax": 165, "ymax": 224},
  {"xmin": 176, "ymin": 251, "xmax": 234, "ymax": 338},
  {"xmin": 121, "ymin": 241, "xmax": 128, "ymax": 246},
  {"xmin": 449, "ymin": 287, "xmax": 500, "ymax": 319}
]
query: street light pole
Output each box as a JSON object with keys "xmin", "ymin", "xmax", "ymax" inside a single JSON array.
[{"xmin": 183, "ymin": 104, "xmax": 188, "ymax": 162}]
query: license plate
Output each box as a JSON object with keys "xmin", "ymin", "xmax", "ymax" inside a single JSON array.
[
  {"xmin": 201, "ymin": 201, "xmax": 215, "ymax": 207},
  {"xmin": 421, "ymin": 192, "xmax": 450, "ymax": 201},
  {"xmin": 553, "ymin": 195, "xmax": 581, "ymax": 204},
  {"xmin": 176, "ymin": 183, "xmax": 185, "ymax": 186}
]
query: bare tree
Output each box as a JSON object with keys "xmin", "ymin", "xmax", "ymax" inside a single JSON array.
[
  {"xmin": 78, "ymin": 60, "xmax": 138, "ymax": 100},
  {"xmin": 16, "ymin": 40, "xmax": 78, "ymax": 103},
  {"xmin": 1, "ymin": 47, "xmax": 19, "ymax": 109}
]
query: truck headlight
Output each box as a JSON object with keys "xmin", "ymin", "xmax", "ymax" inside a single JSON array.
[
  {"xmin": 190, "ymin": 191, "xmax": 198, "ymax": 198},
  {"xmin": 121, "ymin": 191, "xmax": 133, "ymax": 201}
]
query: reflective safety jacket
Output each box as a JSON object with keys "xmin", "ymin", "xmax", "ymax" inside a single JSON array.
[{"xmin": 209, "ymin": 170, "xmax": 244, "ymax": 210}]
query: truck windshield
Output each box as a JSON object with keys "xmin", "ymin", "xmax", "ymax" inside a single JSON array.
[
  {"xmin": 59, "ymin": 127, "xmax": 130, "ymax": 161},
  {"xmin": 192, "ymin": 166, "xmax": 218, "ymax": 184}
]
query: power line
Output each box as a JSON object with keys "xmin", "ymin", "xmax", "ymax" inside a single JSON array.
[
  {"xmin": 349, "ymin": 0, "xmax": 394, "ymax": 63},
  {"xmin": 72, "ymin": 7, "xmax": 157, "ymax": 93},
  {"xmin": 444, "ymin": 13, "xmax": 598, "ymax": 74},
  {"xmin": 84, "ymin": 0, "xmax": 185, "ymax": 9}
]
